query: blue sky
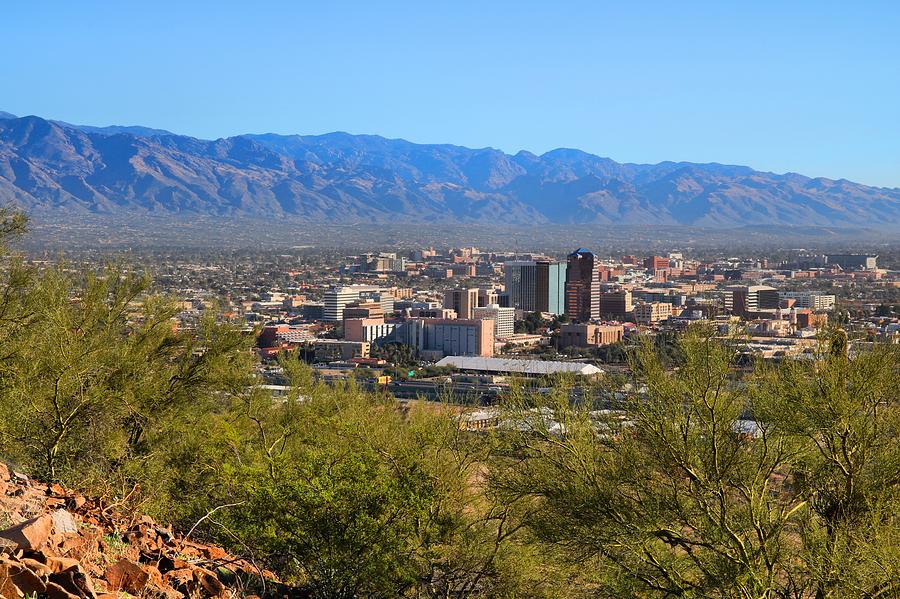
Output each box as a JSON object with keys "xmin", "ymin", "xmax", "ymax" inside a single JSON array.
[{"xmin": 3, "ymin": 1, "xmax": 899, "ymax": 187}]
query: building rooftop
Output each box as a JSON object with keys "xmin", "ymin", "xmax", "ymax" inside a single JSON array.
[
  {"xmin": 568, "ymin": 248, "xmax": 595, "ymax": 258},
  {"xmin": 435, "ymin": 356, "xmax": 603, "ymax": 376}
]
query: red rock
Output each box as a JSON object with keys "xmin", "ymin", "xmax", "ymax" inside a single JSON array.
[
  {"xmin": 193, "ymin": 567, "xmax": 226, "ymax": 597},
  {"xmin": 104, "ymin": 558, "xmax": 150, "ymax": 594},
  {"xmin": 163, "ymin": 566, "xmax": 194, "ymax": 589},
  {"xmin": 201, "ymin": 543, "xmax": 228, "ymax": 560},
  {"xmin": 0, "ymin": 514, "xmax": 53, "ymax": 550},
  {"xmin": 46, "ymin": 555, "xmax": 81, "ymax": 573},
  {"xmin": 44, "ymin": 580, "xmax": 81, "ymax": 599},
  {"xmin": 0, "ymin": 558, "xmax": 47, "ymax": 595},
  {"xmin": 49, "ymin": 565, "xmax": 98, "ymax": 599},
  {"xmin": 20, "ymin": 556, "xmax": 54, "ymax": 576},
  {"xmin": 157, "ymin": 587, "xmax": 185, "ymax": 599},
  {"xmin": 141, "ymin": 563, "xmax": 164, "ymax": 587},
  {"xmin": 67, "ymin": 496, "xmax": 87, "ymax": 511},
  {"xmin": 0, "ymin": 563, "xmax": 22, "ymax": 597},
  {"xmin": 59, "ymin": 530, "xmax": 100, "ymax": 561}
]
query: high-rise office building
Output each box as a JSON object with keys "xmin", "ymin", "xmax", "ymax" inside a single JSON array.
[
  {"xmin": 443, "ymin": 287, "xmax": 479, "ymax": 319},
  {"xmin": 725, "ymin": 285, "xmax": 779, "ymax": 318},
  {"xmin": 565, "ymin": 249, "xmax": 600, "ymax": 322},
  {"xmin": 504, "ymin": 260, "xmax": 567, "ymax": 314},
  {"xmin": 477, "ymin": 288, "xmax": 499, "ymax": 308},
  {"xmin": 504, "ymin": 261, "xmax": 537, "ymax": 311},
  {"xmin": 535, "ymin": 260, "xmax": 567, "ymax": 314}
]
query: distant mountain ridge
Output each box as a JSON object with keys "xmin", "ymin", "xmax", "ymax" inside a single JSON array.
[{"xmin": 0, "ymin": 112, "xmax": 898, "ymax": 228}]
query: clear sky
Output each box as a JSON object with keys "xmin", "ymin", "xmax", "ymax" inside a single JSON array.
[{"xmin": 3, "ymin": 1, "xmax": 899, "ymax": 187}]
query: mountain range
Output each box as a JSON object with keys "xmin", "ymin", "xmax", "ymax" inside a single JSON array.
[{"xmin": 1, "ymin": 111, "xmax": 898, "ymax": 228}]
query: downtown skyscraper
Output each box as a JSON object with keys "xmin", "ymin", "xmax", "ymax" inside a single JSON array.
[
  {"xmin": 504, "ymin": 259, "xmax": 567, "ymax": 314},
  {"xmin": 564, "ymin": 249, "xmax": 600, "ymax": 322}
]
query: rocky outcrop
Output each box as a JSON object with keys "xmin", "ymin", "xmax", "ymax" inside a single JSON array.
[{"xmin": 0, "ymin": 461, "xmax": 273, "ymax": 598}]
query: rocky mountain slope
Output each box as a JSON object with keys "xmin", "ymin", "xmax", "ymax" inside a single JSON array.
[
  {"xmin": 0, "ymin": 461, "xmax": 274, "ymax": 598},
  {"xmin": 1, "ymin": 112, "xmax": 898, "ymax": 227}
]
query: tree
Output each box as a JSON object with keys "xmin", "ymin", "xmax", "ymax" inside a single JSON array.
[
  {"xmin": 492, "ymin": 325, "xmax": 900, "ymax": 598},
  {"xmin": 0, "ymin": 265, "xmax": 254, "ymax": 486},
  {"xmin": 516, "ymin": 312, "xmax": 548, "ymax": 335},
  {"xmin": 372, "ymin": 341, "xmax": 416, "ymax": 367},
  {"xmin": 753, "ymin": 333, "xmax": 900, "ymax": 597},
  {"xmin": 176, "ymin": 366, "xmax": 552, "ymax": 598},
  {"xmin": 492, "ymin": 325, "xmax": 804, "ymax": 597}
]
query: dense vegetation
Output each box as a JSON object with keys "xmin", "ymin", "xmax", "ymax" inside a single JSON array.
[{"xmin": 0, "ymin": 212, "xmax": 899, "ymax": 597}]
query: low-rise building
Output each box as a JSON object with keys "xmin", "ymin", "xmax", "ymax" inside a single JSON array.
[
  {"xmin": 634, "ymin": 301, "xmax": 673, "ymax": 324},
  {"xmin": 558, "ymin": 323, "xmax": 624, "ymax": 348},
  {"xmin": 779, "ymin": 291, "xmax": 836, "ymax": 311}
]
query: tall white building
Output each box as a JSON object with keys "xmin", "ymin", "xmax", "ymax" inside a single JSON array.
[
  {"xmin": 323, "ymin": 285, "xmax": 386, "ymax": 321},
  {"xmin": 473, "ymin": 303, "xmax": 516, "ymax": 338},
  {"xmin": 779, "ymin": 291, "xmax": 836, "ymax": 311}
]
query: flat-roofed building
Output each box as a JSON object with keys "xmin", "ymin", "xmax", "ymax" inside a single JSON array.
[
  {"xmin": 634, "ymin": 301, "xmax": 673, "ymax": 324},
  {"xmin": 779, "ymin": 291, "xmax": 836, "ymax": 311},
  {"xmin": 312, "ymin": 339, "xmax": 371, "ymax": 361},
  {"xmin": 343, "ymin": 301, "xmax": 384, "ymax": 320},
  {"xmin": 505, "ymin": 260, "xmax": 567, "ymax": 314},
  {"xmin": 477, "ymin": 288, "xmax": 499, "ymax": 308},
  {"xmin": 599, "ymin": 290, "xmax": 633, "ymax": 319},
  {"xmin": 559, "ymin": 323, "xmax": 624, "ymax": 348},
  {"xmin": 435, "ymin": 355, "xmax": 603, "ymax": 378},
  {"xmin": 344, "ymin": 317, "xmax": 397, "ymax": 343},
  {"xmin": 725, "ymin": 285, "xmax": 779, "ymax": 318},
  {"xmin": 323, "ymin": 285, "xmax": 386, "ymax": 321},
  {"xmin": 826, "ymin": 254, "xmax": 877, "ymax": 270},
  {"xmin": 473, "ymin": 303, "xmax": 516, "ymax": 338},
  {"xmin": 390, "ymin": 318, "xmax": 494, "ymax": 358},
  {"xmin": 504, "ymin": 261, "xmax": 537, "ymax": 311},
  {"xmin": 443, "ymin": 287, "xmax": 479, "ymax": 319}
]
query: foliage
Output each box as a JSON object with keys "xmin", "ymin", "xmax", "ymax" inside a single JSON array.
[
  {"xmin": 372, "ymin": 341, "xmax": 417, "ymax": 367},
  {"xmin": 491, "ymin": 324, "xmax": 900, "ymax": 598},
  {"xmin": 753, "ymin": 338, "xmax": 900, "ymax": 597},
  {"xmin": 162, "ymin": 369, "xmax": 550, "ymax": 597},
  {"xmin": 2, "ymin": 211, "xmax": 900, "ymax": 597},
  {"xmin": 0, "ymin": 256, "xmax": 254, "ymax": 493},
  {"xmin": 515, "ymin": 312, "xmax": 549, "ymax": 335}
]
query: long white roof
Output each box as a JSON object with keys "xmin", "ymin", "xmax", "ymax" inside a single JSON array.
[{"xmin": 436, "ymin": 356, "xmax": 603, "ymax": 376}]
